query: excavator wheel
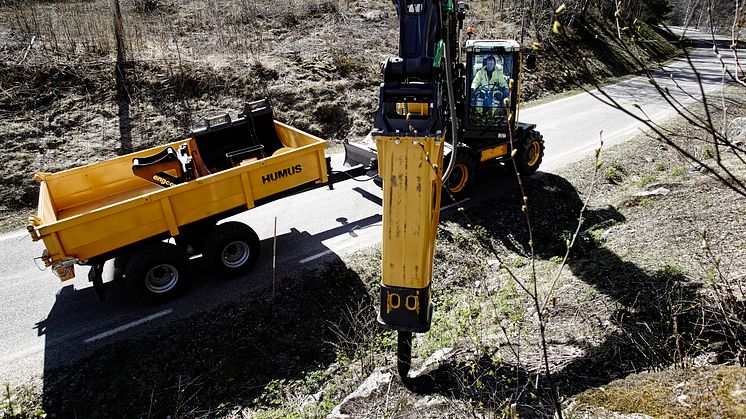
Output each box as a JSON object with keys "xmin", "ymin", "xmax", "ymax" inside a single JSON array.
[
  {"xmin": 444, "ymin": 149, "xmax": 478, "ymax": 201},
  {"xmin": 514, "ymin": 130, "xmax": 544, "ymax": 176}
]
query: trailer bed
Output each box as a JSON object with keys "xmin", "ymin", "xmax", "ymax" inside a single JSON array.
[{"xmin": 29, "ymin": 116, "xmax": 328, "ymax": 281}]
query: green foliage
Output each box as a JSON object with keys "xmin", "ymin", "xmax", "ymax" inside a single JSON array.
[
  {"xmin": 656, "ymin": 263, "xmax": 685, "ymax": 281},
  {"xmin": 654, "ymin": 162, "xmax": 667, "ymax": 171},
  {"xmin": 603, "ymin": 160, "xmax": 626, "ymax": 184},
  {"xmin": 638, "ymin": 198, "xmax": 654, "ymax": 208},
  {"xmin": 579, "ymin": 285, "xmax": 599, "ymax": 302},
  {"xmin": 549, "ymin": 255, "xmax": 564, "ymax": 265},
  {"xmin": 494, "ymin": 281, "xmax": 523, "ymax": 324},
  {"xmin": 0, "ymin": 383, "xmax": 14, "ymax": 418},
  {"xmin": 253, "ymin": 400, "xmax": 336, "ymax": 419},
  {"xmin": 702, "ymin": 268, "xmax": 718, "ymax": 284},
  {"xmin": 587, "ymin": 228, "xmax": 606, "ymax": 244},
  {"xmin": 256, "ymin": 379, "xmax": 287, "ymax": 407},
  {"xmin": 703, "ymin": 145, "xmax": 716, "ymax": 159},
  {"xmin": 422, "ymin": 292, "xmax": 486, "ymax": 357},
  {"xmin": 671, "ymin": 166, "xmax": 686, "ymax": 177},
  {"xmin": 0, "ymin": 383, "xmax": 45, "ymax": 418},
  {"xmin": 301, "ymin": 369, "xmax": 331, "ymax": 395},
  {"xmin": 637, "ymin": 175, "xmax": 657, "ymax": 188},
  {"xmin": 512, "ymin": 256, "xmax": 528, "ymax": 267}
]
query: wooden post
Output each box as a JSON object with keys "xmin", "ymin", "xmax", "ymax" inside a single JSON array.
[
  {"xmin": 110, "ymin": 0, "xmax": 126, "ymax": 64},
  {"xmin": 272, "ymin": 216, "xmax": 277, "ymax": 303},
  {"xmin": 110, "ymin": 0, "xmax": 132, "ymax": 154}
]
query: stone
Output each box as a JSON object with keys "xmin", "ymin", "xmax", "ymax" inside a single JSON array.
[
  {"xmin": 327, "ymin": 368, "xmax": 392, "ymax": 418},
  {"xmin": 410, "ymin": 347, "xmax": 456, "ymax": 378},
  {"xmin": 301, "ymin": 391, "xmax": 322, "ymax": 407},
  {"xmin": 726, "ymin": 116, "xmax": 746, "ymax": 144},
  {"xmin": 633, "ymin": 187, "xmax": 670, "ymax": 197},
  {"xmin": 413, "ymin": 394, "xmax": 448, "ymax": 409}
]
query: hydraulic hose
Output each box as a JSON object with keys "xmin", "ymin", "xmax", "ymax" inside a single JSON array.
[{"xmin": 440, "ymin": 11, "xmax": 461, "ymax": 185}]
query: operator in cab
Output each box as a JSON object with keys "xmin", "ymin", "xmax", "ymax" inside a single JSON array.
[{"xmin": 470, "ymin": 55, "xmax": 509, "ymax": 115}]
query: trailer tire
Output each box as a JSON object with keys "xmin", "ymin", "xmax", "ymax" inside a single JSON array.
[
  {"xmin": 444, "ymin": 150, "xmax": 478, "ymax": 201},
  {"xmin": 124, "ymin": 242, "xmax": 188, "ymax": 302},
  {"xmin": 202, "ymin": 222, "xmax": 260, "ymax": 277},
  {"xmin": 514, "ymin": 130, "xmax": 544, "ymax": 176}
]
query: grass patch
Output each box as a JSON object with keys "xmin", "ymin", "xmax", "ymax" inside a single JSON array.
[
  {"xmin": 572, "ymin": 366, "xmax": 746, "ymax": 418},
  {"xmin": 671, "ymin": 166, "xmax": 687, "ymax": 177},
  {"xmin": 512, "ymin": 256, "xmax": 528, "ymax": 268},
  {"xmin": 549, "ymin": 255, "xmax": 564, "ymax": 265},
  {"xmin": 637, "ymin": 175, "xmax": 658, "ymax": 188},
  {"xmin": 656, "ymin": 263, "xmax": 685, "ymax": 280},
  {"xmin": 579, "ymin": 286, "xmax": 599, "ymax": 302},
  {"xmin": 638, "ymin": 198, "xmax": 654, "ymax": 208},
  {"xmin": 587, "ymin": 228, "xmax": 606, "ymax": 244},
  {"xmin": 0, "ymin": 382, "xmax": 45, "ymax": 418},
  {"xmin": 603, "ymin": 160, "xmax": 626, "ymax": 184}
]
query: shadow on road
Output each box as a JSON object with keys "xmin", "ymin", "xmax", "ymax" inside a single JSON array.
[{"xmin": 37, "ymin": 214, "xmax": 381, "ymax": 416}]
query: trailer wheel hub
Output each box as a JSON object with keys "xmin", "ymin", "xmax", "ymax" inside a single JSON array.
[
  {"xmin": 222, "ymin": 241, "xmax": 250, "ymax": 268},
  {"xmin": 145, "ymin": 264, "xmax": 180, "ymax": 294}
]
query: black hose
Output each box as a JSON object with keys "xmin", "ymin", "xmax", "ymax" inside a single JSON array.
[{"xmin": 441, "ymin": 11, "xmax": 461, "ymax": 185}]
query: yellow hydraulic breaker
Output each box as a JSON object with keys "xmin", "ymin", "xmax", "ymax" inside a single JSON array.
[
  {"xmin": 371, "ymin": 0, "xmax": 458, "ymax": 384},
  {"xmin": 375, "ymin": 134, "xmax": 444, "ymax": 331},
  {"xmin": 375, "ymin": 132, "xmax": 445, "ymax": 381}
]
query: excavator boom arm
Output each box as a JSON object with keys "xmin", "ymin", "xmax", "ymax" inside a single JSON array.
[{"xmin": 373, "ymin": 0, "xmax": 461, "ymax": 382}]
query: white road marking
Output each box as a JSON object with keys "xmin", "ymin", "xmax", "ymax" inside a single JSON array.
[
  {"xmin": 300, "ymin": 250, "xmax": 334, "ymax": 264},
  {"xmin": 84, "ymin": 309, "xmax": 173, "ymax": 343}
]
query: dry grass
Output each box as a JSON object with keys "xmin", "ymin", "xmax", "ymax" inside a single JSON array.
[{"xmin": 572, "ymin": 366, "xmax": 746, "ymax": 418}]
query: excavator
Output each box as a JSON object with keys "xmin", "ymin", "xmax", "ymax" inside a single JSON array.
[{"xmin": 344, "ymin": 0, "xmax": 544, "ymax": 382}]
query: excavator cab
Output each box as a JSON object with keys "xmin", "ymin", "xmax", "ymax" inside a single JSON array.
[{"xmin": 463, "ymin": 40, "xmax": 521, "ymax": 131}]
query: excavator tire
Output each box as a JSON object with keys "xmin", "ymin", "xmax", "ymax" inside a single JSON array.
[
  {"xmin": 444, "ymin": 149, "xmax": 478, "ymax": 201},
  {"xmin": 514, "ymin": 130, "xmax": 544, "ymax": 176}
]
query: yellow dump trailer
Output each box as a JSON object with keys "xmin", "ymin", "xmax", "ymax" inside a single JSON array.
[{"xmin": 27, "ymin": 100, "xmax": 329, "ymax": 301}]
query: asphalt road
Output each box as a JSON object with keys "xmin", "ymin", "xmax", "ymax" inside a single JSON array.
[{"xmin": 0, "ymin": 31, "xmax": 736, "ymax": 385}]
